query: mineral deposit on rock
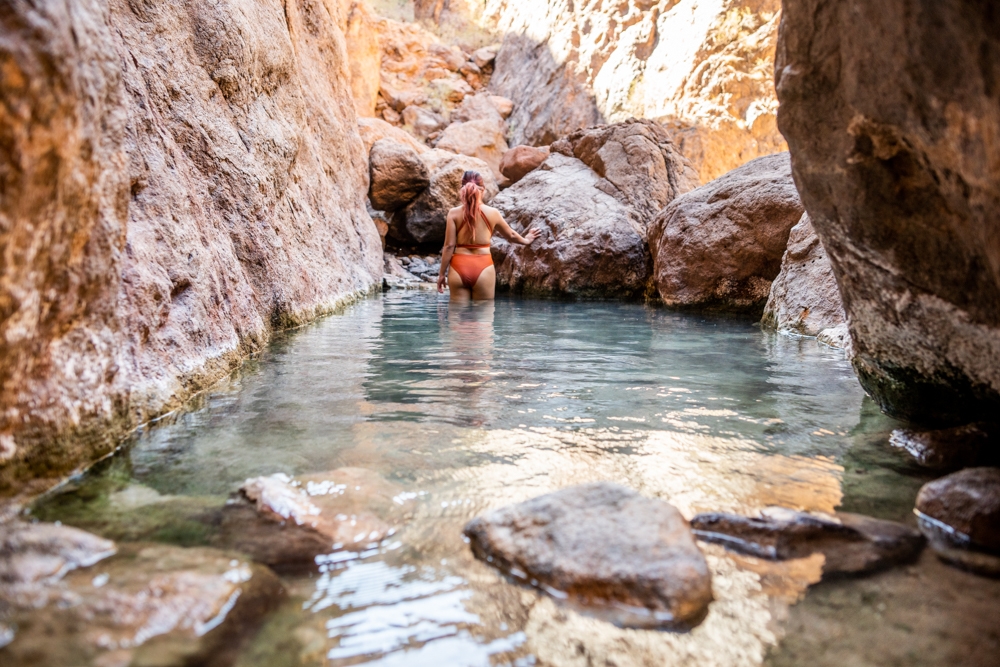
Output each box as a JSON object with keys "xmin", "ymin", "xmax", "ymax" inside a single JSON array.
[
  {"xmin": 369, "ymin": 140, "xmax": 431, "ymax": 212},
  {"xmin": 649, "ymin": 152, "xmax": 803, "ymax": 312},
  {"xmin": 463, "ymin": 482, "xmax": 713, "ymax": 630},
  {"xmin": 691, "ymin": 507, "xmax": 925, "ymax": 575},
  {"xmin": 776, "ymin": 0, "xmax": 1000, "ymax": 424},
  {"xmin": 762, "ymin": 213, "xmax": 847, "ymax": 340}
]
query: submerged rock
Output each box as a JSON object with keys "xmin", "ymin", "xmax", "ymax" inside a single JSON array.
[
  {"xmin": 761, "ymin": 213, "xmax": 847, "ymax": 341},
  {"xmin": 776, "ymin": 0, "xmax": 1000, "ymax": 424},
  {"xmin": 915, "ymin": 468, "xmax": 1000, "ymax": 575},
  {"xmin": 691, "ymin": 507, "xmax": 924, "ymax": 575},
  {"xmin": 463, "ymin": 482, "xmax": 713, "ymax": 630},
  {"xmin": 0, "ymin": 521, "xmax": 116, "ymax": 586},
  {"xmin": 220, "ymin": 468, "xmax": 415, "ymax": 568},
  {"xmin": 890, "ymin": 423, "xmax": 999, "ymax": 471},
  {"xmin": 499, "ymin": 145, "xmax": 550, "ymax": 185},
  {"xmin": 368, "ymin": 139, "xmax": 431, "ymax": 212},
  {"xmin": 649, "ymin": 153, "xmax": 804, "ymax": 312},
  {"xmin": 1, "ymin": 539, "xmax": 282, "ymax": 666}
]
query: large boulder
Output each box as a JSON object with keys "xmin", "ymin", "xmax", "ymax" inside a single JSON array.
[
  {"xmin": 358, "ymin": 117, "xmax": 428, "ymax": 154},
  {"xmin": 391, "ymin": 149, "xmax": 498, "ymax": 246},
  {"xmin": 500, "ymin": 145, "xmax": 550, "ymax": 185},
  {"xmin": 648, "ymin": 153, "xmax": 804, "ymax": 312},
  {"xmin": 434, "ymin": 119, "xmax": 509, "ymax": 181},
  {"xmin": 915, "ymin": 468, "xmax": 1000, "ymax": 576},
  {"xmin": 401, "ymin": 105, "xmax": 447, "ymax": 139},
  {"xmin": 776, "ymin": 0, "xmax": 1000, "ymax": 424},
  {"xmin": 464, "ymin": 483, "xmax": 713, "ymax": 630},
  {"xmin": 368, "ymin": 140, "xmax": 430, "ymax": 212},
  {"xmin": 0, "ymin": 0, "xmax": 384, "ymax": 496},
  {"xmin": 451, "ymin": 93, "xmax": 506, "ymax": 124},
  {"xmin": 486, "ymin": 0, "xmax": 786, "ymax": 181},
  {"xmin": 761, "ymin": 213, "xmax": 848, "ymax": 343}
]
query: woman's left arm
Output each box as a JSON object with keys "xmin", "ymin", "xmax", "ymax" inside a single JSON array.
[{"xmin": 437, "ymin": 212, "xmax": 458, "ymax": 293}]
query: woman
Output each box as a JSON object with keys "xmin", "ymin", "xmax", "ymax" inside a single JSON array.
[{"xmin": 436, "ymin": 171, "xmax": 539, "ymax": 301}]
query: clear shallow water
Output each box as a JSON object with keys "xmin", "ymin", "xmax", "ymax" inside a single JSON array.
[{"xmin": 33, "ymin": 291, "xmax": 1000, "ymax": 666}]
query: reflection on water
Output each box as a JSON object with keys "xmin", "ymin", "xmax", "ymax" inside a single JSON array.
[{"xmin": 32, "ymin": 291, "xmax": 1000, "ymax": 666}]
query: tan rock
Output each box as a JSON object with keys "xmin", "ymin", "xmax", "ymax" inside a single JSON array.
[
  {"xmin": 777, "ymin": 0, "xmax": 1000, "ymax": 424},
  {"xmin": 434, "ymin": 119, "xmax": 509, "ymax": 181},
  {"xmin": 401, "ymin": 105, "xmax": 447, "ymax": 139},
  {"xmin": 761, "ymin": 213, "xmax": 847, "ymax": 340},
  {"xmin": 485, "ymin": 0, "xmax": 786, "ymax": 181},
  {"xmin": 358, "ymin": 117, "xmax": 428, "ymax": 154},
  {"xmin": 0, "ymin": 0, "xmax": 383, "ymax": 495},
  {"xmin": 471, "ymin": 45, "xmax": 499, "ymax": 70},
  {"xmin": 499, "ymin": 145, "xmax": 550, "ymax": 184},
  {"xmin": 488, "ymin": 95, "xmax": 514, "ymax": 119},
  {"xmin": 464, "ymin": 482, "xmax": 713, "ymax": 630},
  {"xmin": 649, "ymin": 153, "xmax": 803, "ymax": 312},
  {"xmin": 452, "ymin": 93, "xmax": 505, "ymax": 124},
  {"xmin": 368, "ymin": 139, "xmax": 431, "ymax": 212},
  {"xmin": 343, "ymin": 0, "xmax": 382, "ymax": 117}
]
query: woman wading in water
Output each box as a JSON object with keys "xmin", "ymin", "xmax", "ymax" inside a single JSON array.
[{"xmin": 437, "ymin": 171, "xmax": 539, "ymax": 301}]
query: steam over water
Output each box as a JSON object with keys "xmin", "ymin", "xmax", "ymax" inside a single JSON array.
[{"xmin": 36, "ymin": 291, "xmax": 999, "ymax": 666}]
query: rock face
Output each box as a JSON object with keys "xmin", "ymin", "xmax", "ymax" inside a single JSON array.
[
  {"xmin": 464, "ymin": 483, "xmax": 713, "ymax": 630},
  {"xmin": 762, "ymin": 213, "xmax": 848, "ymax": 342},
  {"xmin": 220, "ymin": 468, "xmax": 415, "ymax": 567},
  {"xmin": 0, "ymin": 0, "xmax": 383, "ymax": 496},
  {"xmin": 392, "ymin": 149, "xmax": 498, "ymax": 246},
  {"xmin": 492, "ymin": 121, "xmax": 697, "ymax": 298},
  {"xmin": 890, "ymin": 423, "xmax": 1000, "ymax": 472},
  {"xmin": 1, "ymin": 534, "xmax": 283, "ymax": 666},
  {"xmin": 691, "ymin": 507, "xmax": 925, "ymax": 576},
  {"xmin": 484, "ymin": 0, "xmax": 787, "ymax": 181},
  {"xmin": 775, "ymin": 0, "xmax": 1000, "ymax": 424},
  {"xmin": 648, "ymin": 153, "xmax": 803, "ymax": 312},
  {"xmin": 500, "ymin": 145, "xmax": 550, "ymax": 184},
  {"xmin": 434, "ymin": 119, "xmax": 509, "ymax": 181},
  {"xmin": 369, "ymin": 140, "xmax": 431, "ymax": 212}
]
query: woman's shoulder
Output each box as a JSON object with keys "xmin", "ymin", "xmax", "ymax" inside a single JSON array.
[{"xmin": 446, "ymin": 205, "xmax": 463, "ymax": 218}]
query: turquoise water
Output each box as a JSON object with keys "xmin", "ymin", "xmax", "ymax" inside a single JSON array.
[{"xmin": 31, "ymin": 291, "xmax": 1000, "ymax": 666}]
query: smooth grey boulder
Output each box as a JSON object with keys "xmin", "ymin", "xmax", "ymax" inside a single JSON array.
[
  {"xmin": 691, "ymin": 507, "xmax": 924, "ymax": 575},
  {"xmin": 368, "ymin": 139, "xmax": 430, "ymax": 212},
  {"xmin": 463, "ymin": 482, "xmax": 713, "ymax": 630}
]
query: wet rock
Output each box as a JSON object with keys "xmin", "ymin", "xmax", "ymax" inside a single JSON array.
[
  {"xmin": 890, "ymin": 423, "xmax": 999, "ymax": 471},
  {"xmin": 434, "ymin": 119, "xmax": 509, "ymax": 181},
  {"xmin": 463, "ymin": 482, "xmax": 713, "ymax": 630},
  {"xmin": 486, "ymin": 0, "xmax": 785, "ymax": 181},
  {"xmin": 648, "ymin": 153, "xmax": 804, "ymax": 312},
  {"xmin": 915, "ymin": 468, "xmax": 1000, "ymax": 575},
  {"xmin": 358, "ymin": 117, "xmax": 429, "ymax": 155},
  {"xmin": 0, "ymin": 521, "xmax": 116, "ymax": 586},
  {"xmin": 761, "ymin": 213, "xmax": 847, "ymax": 340},
  {"xmin": 369, "ymin": 140, "xmax": 431, "ymax": 212},
  {"xmin": 499, "ymin": 145, "xmax": 550, "ymax": 185},
  {"xmin": 394, "ymin": 150, "xmax": 499, "ymax": 246},
  {"xmin": 219, "ymin": 468, "xmax": 415, "ymax": 568},
  {"xmin": 776, "ymin": 0, "xmax": 1000, "ymax": 424},
  {"xmin": 1, "ymin": 541, "xmax": 283, "ymax": 666},
  {"xmin": 691, "ymin": 507, "xmax": 924, "ymax": 576},
  {"xmin": 817, "ymin": 323, "xmax": 851, "ymax": 351},
  {"xmin": 491, "ymin": 154, "xmax": 649, "ymax": 298},
  {"xmin": 550, "ymin": 119, "xmax": 699, "ymax": 223},
  {"xmin": 401, "ymin": 105, "xmax": 447, "ymax": 139}
]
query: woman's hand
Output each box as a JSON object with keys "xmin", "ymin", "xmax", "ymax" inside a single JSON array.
[
  {"xmin": 437, "ymin": 272, "xmax": 447, "ymax": 293},
  {"xmin": 522, "ymin": 228, "xmax": 541, "ymax": 245}
]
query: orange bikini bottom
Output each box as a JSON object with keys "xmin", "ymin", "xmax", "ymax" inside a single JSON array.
[{"xmin": 450, "ymin": 253, "xmax": 494, "ymax": 289}]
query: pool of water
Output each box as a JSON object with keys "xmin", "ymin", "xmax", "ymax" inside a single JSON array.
[{"xmin": 32, "ymin": 290, "xmax": 1000, "ymax": 666}]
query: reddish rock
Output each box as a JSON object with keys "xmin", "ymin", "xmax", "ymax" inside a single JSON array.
[
  {"xmin": 890, "ymin": 423, "xmax": 999, "ymax": 471},
  {"xmin": 499, "ymin": 145, "xmax": 550, "ymax": 185},
  {"xmin": 464, "ymin": 483, "xmax": 712, "ymax": 630},
  {"xmin": 368, "ymin": 140, "xmax": 431, "ymax": 212},
  {"xmin": 916, "ymin": 468, "xmax": 1000, "ymax": 555},
  {"xmin": 648, "ymin": 153, "xmax": 804, "ymax": 312}
]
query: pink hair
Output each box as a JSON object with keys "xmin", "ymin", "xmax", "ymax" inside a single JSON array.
[{"xmin": 459, "ymin": 171, "xmax": 490, "ymax": 236}]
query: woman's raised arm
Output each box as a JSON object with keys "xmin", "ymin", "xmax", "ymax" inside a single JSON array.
[{"xmin": 491, "ymin": 209, "xmax": 540, "ymax": 246}]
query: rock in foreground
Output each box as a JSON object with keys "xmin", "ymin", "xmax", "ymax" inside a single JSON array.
[
  {"xmin": 889, "ymin": 423, "xmax": 999, "ymax": 471},
  {"xmin": 761, "ymin": 213, "xmax": 847, "ymax": 343},
  {"xmin": 463, "ymin": 482, "xmax": 713, "ymax": 630},
  {"xmin": 220, "ymin": 468, "xmax": 415, "ymax": 567},
  {"xmin": 649, "ymin": 153, "xmax": 804, "ymax": 312},
  {"xmin": 691, "ymin": 507, "xmax": 924, "ymax": 576},
  {"xmin": 369, "ymin": 139, "xmax": 430, "ymax": 212},
  {"xmin": 915, "ymin": 468, "xmax": 1000, "ymax": 575}
]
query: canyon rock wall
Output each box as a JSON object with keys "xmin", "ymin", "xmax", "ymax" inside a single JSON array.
[
  {"xmin": 0, "ymin": 0, "xmax": 382, "ymax": 496},
  {"xmin": 776, "ymin": 0, "xmax": 1000, "ymax": 424},
  {"xmin": 484, "ymin": 0, "xmax": 787, "ymax": 182}
]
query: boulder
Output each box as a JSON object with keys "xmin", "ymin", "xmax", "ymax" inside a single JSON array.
[
  {"xmin": 463, "ymin": 483, "xmax": 713, "ymax": 630},
  {"xmin": 762, "ymin": 213, "xmax": 848, "ymax": 341},
  {"xmin": 691, "ymin": 507, "xmax": 925, "ymax": 576},
  {"xmin": 0, "ymin": 521, "xmax": 116, "ymax": 586},
  {"xmin": 451, "ymin": 93, "xmax": 505, "ymax": 124},
  {"xmin": 499, "ymin": 145, "xmax": 550, "ymax": 185},
  {"xmin": 401, "ymin": 105, "xmax": 447, "ymax": 139},
  {"xmin": 434, "ymin": 119, "xmax": 509, "ymax": 181},
  {"xmin": 368, "ymin": 139, "xmax": 430, "ymax": 212},
  {"xmin": 915, "ymin": 468, "xmax": 1000, "ymax": 557},
  {"xmin": 219, "ymin": 468, "xmax": 415, "ymax": 567},
  {"xmin": 383, "ymin": 254, "xmax": 421, "ymax": 289},
  {"xmin": 492, "ymin": 154, "xmax": 649, "ymax": 298},
  {"xmin": 485, "ymin": 0, "xmax": 786, "ymax": 180},
  {"xmin": 393, "ymin": 150, "xmax": 498, "ymax": 246},
  {"xmin": 648, "ymin": 153, "xmax": 804, "ymax": 312},
  {"xmin": 890, "ymin": 423, "xmax": 1000, "ymax": 471},
  {"xmin": 488, "ymin": 95, "xmax": 514, "ymax": 119},
  {"xmin": 776, "ymin": 0, "xmax": 1000, "ymax": 424},
  {"xmin": 471, "ymin": 45, "xmax": 499, "ymax": 70},
  {"xmin": 358, "ymin": 117, "xmax": 428, "ymax": 154},
  {"xmin": 1, "ymin": 540, "xmax": 283, "ymax": 666}
]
